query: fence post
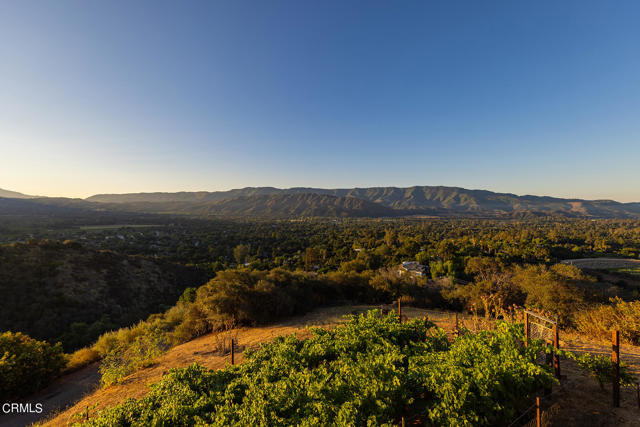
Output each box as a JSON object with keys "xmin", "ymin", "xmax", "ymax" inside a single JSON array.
[
  {"xmin": 612, "ymin": 330, "xmax": 620, "ymax": 407},
  {"xmin": 231, "ymin": 339, "xmax": 235, "ymax": 365},
  {"xmin": 455, "ymin": 312, "xmax": 459, "ymax": 334},
  {"xmin": 524, "ymin": 311, "xmax": 529, "ymax": 347},
  {"xmin": 398, "ymin": 299, "xmax": 402, "ymax": 323},
  {"xmin": 535, "ymin": 396, "xmax": 541, "ymax": 427},
  {"xmin": 553, "ymin": 323, "xmax": 560, "ymax": 379}
]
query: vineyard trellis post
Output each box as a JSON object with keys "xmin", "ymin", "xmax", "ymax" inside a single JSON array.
[
  {"xmin": 524, "ymin": 311, "xmax": 529, "ymax": 347},
  {"xmin": 398, "ymin": 299, "xmax": 402, "ymax": 322},
  {"xmin": 523, "ymin": 310, "xmax": 560, "ymax": 379},
  {"xmin": 231, "ymin": 339, "xmax": 235, "ymax": 365},
  {"xmin": 553, "ymin": 324, "xmax": 560, "ymax": 379},
  {"xmin": 536, "ymin": 396, "xmax": 541, "ymax": 427},
  {"xmin": 612, "ymin": 330, "xmax": 620, "ymax": 407}
]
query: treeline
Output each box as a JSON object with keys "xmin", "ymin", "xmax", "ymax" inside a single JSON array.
[{"xmin": 18, "ymin": 218, "xmax": 639, "ymax": 274}]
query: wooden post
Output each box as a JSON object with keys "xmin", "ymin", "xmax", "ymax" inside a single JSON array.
[
  {"xmin": 398, "ymin": 299, "xmax": 402, "ymax": 323},
  {"xmin": 553, "ymin": 323, "xmax": 560, "ymax": 379},
  {"xmin": 636, "ymin": 383, "xmax": 640, "ymax": 409},
  {"xmin": 231, "ymin": 339, "xmax": 235, "ymax": 365},
  {"xmin": 536, "ymin": 396, "xmax": 541, "ymax": 427},
  {"xmin": 524, "ymin": 311, "xmax": 529, "ymax": 347},
  {"xmin": 86, "ymin": 405, "xmax": 89, "ymax": 421},
  {"xmin": 401, "ymin": 416, "xmax": 405, "ymax": 427},
  {"xmin": 612, "ymin": 330, "xmax": 620, "ymax": 407}
]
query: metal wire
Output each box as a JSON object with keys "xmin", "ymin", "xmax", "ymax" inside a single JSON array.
[{"xmin": 505, "ymin": 389, "xmax": 561, "ymax": 427}]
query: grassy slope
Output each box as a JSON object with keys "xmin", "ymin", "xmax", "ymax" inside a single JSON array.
[{"xmin": 37, "ymin": 306, "xmax": 640, "ymax": 427}]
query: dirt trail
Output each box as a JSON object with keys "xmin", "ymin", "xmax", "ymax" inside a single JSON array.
[
  {"xmin": 561, "ymin": 258, "xmax": 640, "ymax": 269},
  {"xmin": 0, "ymin": 363, "xmax": 100, "ymax": 427}
]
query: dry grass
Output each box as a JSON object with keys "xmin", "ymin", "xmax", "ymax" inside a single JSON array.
[{"xmin": 64, "ymin": 348, "xmax": 101, "ymax": 374}]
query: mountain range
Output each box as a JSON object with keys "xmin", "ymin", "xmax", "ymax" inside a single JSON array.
[
  {"xmin": 2, "ymin": 186, "xmax": 640, "ymax": 218},
  {"xmin": 0, "ymin": 188, "xmax": 35, "ymax": 199}
]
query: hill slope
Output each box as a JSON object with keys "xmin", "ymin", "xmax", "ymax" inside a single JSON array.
[
  {"xmin": 35, "ymin": 306, "xmax": 640, "ymax": 427},
  {"xmin": 0, "ymin": 188, "xmax": 35, "ymax": 199},
  {"xmin": 3, "ymin": 186, "xmax": 640, "ymax": 218},
  {"xmin": 108, "ymin": 193, "xmax": 406, "ymax": 218},
  {"xmin": 87, "ymin": 186, "xmax": 640, "ymax": 218},
  {"xmin": 0, "ymin": 240, "xmax": 209, "ymax": 350}
]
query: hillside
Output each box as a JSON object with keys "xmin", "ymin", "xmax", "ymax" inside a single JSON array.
[
  {"xmin": 2, "ymin": 186, "xmax": 640, "ymax": 219},
  {"xmin": 30, "ymin": 306, "xmax": 640, "ymax": 427},
  {"xmin": 0, "ymin": 188, "xmax": 34, "ymax": 199},
  {"xmin": 109, "ymin": 193, "xmax": 406, "ymax": 218},
  {"xmin": 87, "ymin": 186, "xmax": 640, "ymax": 218},
  {"xmin": 0, "ymin": 240, "xmax": 209, "ymax": 351}
]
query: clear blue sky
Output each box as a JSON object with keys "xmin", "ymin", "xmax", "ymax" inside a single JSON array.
[{"xmin": 1, "ymin": 1, "xmax": 639, "ymax": 201}]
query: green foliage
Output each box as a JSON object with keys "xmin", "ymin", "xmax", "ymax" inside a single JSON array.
[
  {"xmin": 81, "ymin": 313, "xmax": 554, "ymax": 426},
  {"xmin": 233, "ymin": 243, "xmax": 250, "ymax": 265},
  {"xmin": 0, "ymin": 331, "xmax": 67, "ymax": 400},
  {"xmin": 99, "ymin": 328, "xmax": 168, "ymax": 386},
  {"xmin": 178, "ymin": 287, "xmax": 198, "ymax": 303},
  {"xmin": 0, "ymin": 240, "xmax": 208, "ymax": 351},
  {"xmin": 569, "ymin": 352, "xmax": 635, "ymax": 389}
]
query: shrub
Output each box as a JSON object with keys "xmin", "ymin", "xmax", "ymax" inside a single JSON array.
[
  {"xmin": 573, "ymin": 298, "xmax": 640, "ymax": 344},
  {"xmin": 99, "ymin": 328, "xmax": 168, "ymax": 386},
  {"xmin": 571, "ymin": 352, "xmax": 635, "ymax": 389},
  {"xmin": 65, "ymin": 348, "xmax": 101, "ymax": 373},
  {"xmin": 0, "ymin": 331, "xmax": 66, "ymax": 400}
]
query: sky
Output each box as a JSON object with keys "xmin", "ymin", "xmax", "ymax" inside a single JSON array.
[{"xmin": 1, "ymin": 1, "xmax": 639, "ymax": 201}]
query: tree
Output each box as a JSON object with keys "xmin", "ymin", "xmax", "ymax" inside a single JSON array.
[
  {"xmin": 0, "ymin": 332, "xmax": 66, "ymax": 400},
  {"xmin": 233, "ymin": 244, "xmax": 250, "ymax": 265},
  {"xmin": 303, "ymin": 247, "xmax": 321, "ymax": 270}
]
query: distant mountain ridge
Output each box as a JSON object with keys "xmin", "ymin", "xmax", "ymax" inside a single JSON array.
[
  {"xmin": 2, "ymin": 186, "xmax": 640, "ymax": 219},
  {"xmin": 107, "ymin": 193, "xmax": 405, "ymax": 218},
  {"xmin": 0, "ymin": 188, "xmax": 35, "ymax": 199},
  {"xmin": 86, "ymin": 186, "xmax": 640, "ymax": 218}
]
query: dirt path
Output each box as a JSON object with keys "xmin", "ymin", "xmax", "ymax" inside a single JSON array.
[
  {"xmin": 0, "ymin": 363, "xmax": 100, "ymax": 427},
  {"xmin": 561, "ymin": 258, "xmax": 640, "ymax": 269}
]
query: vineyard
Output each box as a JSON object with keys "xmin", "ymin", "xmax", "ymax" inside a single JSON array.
[{"xmin": 79, "ymin": 311, "xmax": 557, "ymax": 426}]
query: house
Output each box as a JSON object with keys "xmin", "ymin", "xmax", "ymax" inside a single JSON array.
[{"xmin": 398, "ymin": 261, "xmax": 426, "ymax": 277}]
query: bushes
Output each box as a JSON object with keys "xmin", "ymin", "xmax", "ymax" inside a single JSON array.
[
  {"xmin": 0, "ymin": 331, "xmax": 66, "ymax": 400},
  {"xmin": 65, "ymin": 348, "xmax": 101, "ymax": 373},
  {"xmin": 574, "ymin": 298, "xmax": 640, "ymax": 344},
  {"xmin": 570, "ymin": 352, "xmax": 635, "ymax": 389},
  {"xmin": 99, "ymin": 328, "xmax": 168, "ymax": 386}
]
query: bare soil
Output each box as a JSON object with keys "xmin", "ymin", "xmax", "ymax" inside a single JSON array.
[{"xmin": 561, "ymin": 258, "xmax": 640, "ymax": 269}]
